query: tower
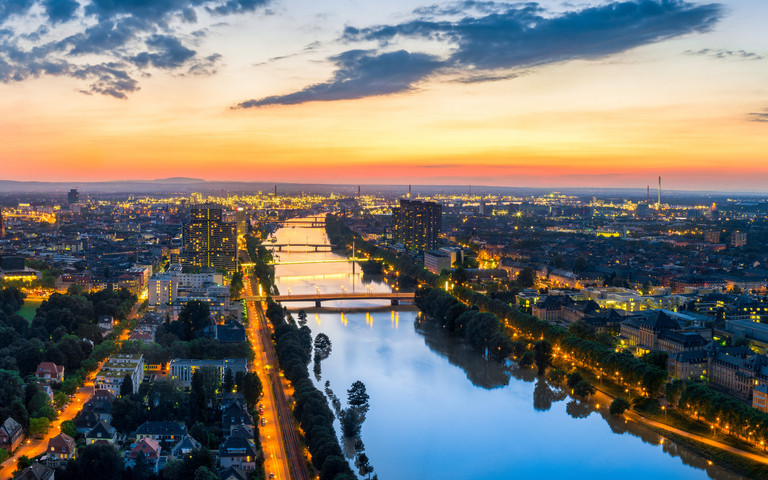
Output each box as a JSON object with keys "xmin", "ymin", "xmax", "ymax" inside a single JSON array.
[
  {"xmin": 181, "ymin": 203, "xmax": 237, "ymax": 272},
  {"xmin": 657, "ymin": 176, "xmax": 661, "ymax": 208}
]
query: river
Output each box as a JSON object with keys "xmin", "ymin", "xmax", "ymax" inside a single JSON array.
[{"xmin": 270, "ymin": 217, "xmax": 743, "ymax": 480}]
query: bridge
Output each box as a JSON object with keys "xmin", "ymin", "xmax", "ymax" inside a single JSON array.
[
  {"xmin": 243, "ymin": 291, "xmax": 415, "ymax": 307},
  {"xmin": 267, "ymin": 243, "xmax": 333, "ymax": 251},
  {"xmin": 263, "ymin": 218, "xmax": 326, "ymax": 228},
  {"xmin": 241, "ymin": 256, "xmax": 380, "ymax": 266}
]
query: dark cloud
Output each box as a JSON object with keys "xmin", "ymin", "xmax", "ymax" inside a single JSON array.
[
  {"xmin": 131, "ymin": 34, "xmax": 196, "ymax": 69},
  {"xmin": 0, "ymin": 0, "xmax": 272, "ymax": 98},
  {"xmin": 684, "ymin": 48, "xmax": 764, "ymax": 60},
  {"xmin": 206, "ymin": 0, "xmax": 270, "ymax": 16},
  {"xmin": 346, "ymin": 1, "xmax": 724, "ymax": 70},
  {"xmin": 236, "ymin": 49, "xmax": 443, "ymax": 108},
  {"xmin": 239, "ymin": 0, "xmax": 724, "ymax": 107},
  {"xmin": 44, "ymin": 0, "xmax": 80, "ymax": 24},
  {"xmin": 453, "ymin": 71, "xmax": 519, "ymax": 83},
  {"xmin": 749, "ymin": 110, "xmax": 768, "ymax": 123},
  {"xmin": 186, "ymin": 52, "xmax": 222, "ymax": 75},
  {"xmin": 0, "ymin": 0, "xmax": 36, "ymax": 23}
]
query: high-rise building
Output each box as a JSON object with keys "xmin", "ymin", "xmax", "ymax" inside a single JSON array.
[
  {"xmin": 181, "ymin": 204, "xmax": 237, "ymax": 272},
  {"xmin": 67, "ymin": 188, "xmax": 79, "ymax": 204},
  {"xmin": 730, "ymin": 231, "xmax": 747, "ymax": 248},
  {"xmin": 392, "ymin": 198, "xmax": 441, "ymax": 251},
  {"xmin": 0, "ymin": 208, "xmax": 4, "ymax": 238}
]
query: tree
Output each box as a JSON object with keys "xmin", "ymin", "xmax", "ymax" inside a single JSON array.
[
  {"xmin": 573, "ymin": 256, "xmax": 589, "ymax": 274},
  {"xmin": 566, "ymin": 372, "xmax": 583, "ymax": 390},
  {"xmin": 609, "ymin": 398, "xmax": 631, "ymax": 415},
  {"xmin": 17, "ymin": 455, "xmax": 31, "ymax": 471},
  {"xmin": 340, "ymin": 409, "xmax": 361, "ymax": 438},
  {"xmin": 177, "ymin": 300, "xmax": 211, "ymax": 341},
  {"xmin": 314, "ymin": 333, "xmax": 332, "ymax": 360},
  {"xmin": 518, "ymin": 351, "xmax": 535, "ymax": 368},
  {"xmin": 240, "ymin": 372, "xmax": 263, "ymax": 408},
  {"xmin": 517, "ymin": 267, "xmax": 536, "ymax": 288},
  {"xmin": 0, "ymin": 448, "xmax": 8, "ymax": 464},
  {"xmin": 194, "ymin": 466, "xmax": 219, "ymax": 480},
  {"xmin": 347, "ymin": 381, "xmax": 369, "ymax": 414},
  {"xmin": 29, "ymin": 417, "xmax": 50, "ymax": 437},
  {"xmin": 63, "ymin": 443, "xmax": 125, "ymax": 480},
  {"xmin": 573, "ymin": 380, "xmax": 596, "ymax": 398},
  {"xmin": 120, "ymin": 374, "xmax": 134, "ymax": 397},
  {"xmin": 61, "ymin": 420, "xmax": 77, "ymax": 439},
  {"xmin": 297, "ymin": 310, "xmax": 308, "ymax": 327},
  {"xmin": 533, "ymin": 340, "xmax": 553, "ymax": 375},
  {"xmin": 355, "ymin": 453, "xmax": 374, "ymax": 478}
]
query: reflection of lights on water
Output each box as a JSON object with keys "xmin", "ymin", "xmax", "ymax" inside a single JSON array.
[{"xmin": 315, "ymin": 313, "xmax": 320, "ymax": 325}]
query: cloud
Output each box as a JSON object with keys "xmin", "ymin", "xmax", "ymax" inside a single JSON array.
[
  {"xmin": 238, "ymin": 0, "xmax": 724, "ymax": 107},
  {"xmin": 346, "ymin": 0, "xmax": 724, "ymax": 70},
  {"xmin": 131, "ymin": 34, "xmax": 196, "ymax": 69},
  {"xmin": 0, "ymin": 0, "xmax": 36, "ymax": 23},
  {"xmin": 236, "ymin": 49, "xmax": 443, "ymax": 107},
  {"xmin": 44, "ymin": 0, "xmax": 80, "ymax": 24},
  {"xmin": 684, "ymin": 48, "xmax": 764, "ymax": 60},
  {"xmin": 749, "ymin": 109, "xmax": 768, "ymax": 122},
  {"xmin": 0, "ymin": 0, "xmax": 272, "ymax": 98}
]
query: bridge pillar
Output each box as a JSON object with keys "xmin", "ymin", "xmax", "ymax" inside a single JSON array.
[
  {"xmin": 315, "ymin": 300, "xmax": 322, "ymax": 308},
  {"xmin": 391, "ymin": 299, "xmax": 399, "ymax": 306}
]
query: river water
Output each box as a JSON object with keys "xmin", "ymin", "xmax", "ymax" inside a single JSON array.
[{"xmin": 271, "ymin": 219, "xmax": 743, "ymax": 480}]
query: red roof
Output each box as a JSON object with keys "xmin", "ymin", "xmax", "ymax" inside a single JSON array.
[
  {"xmin": 131, "ymin": 437, "xmax": 161, "ymax": 459},
  {"xmin": 36, "ymin": 362, "xmax": 64, "ymax": 377},
  {"xmin": 47, "ymin": 433, "xmax": 75, "ymax": 454}
]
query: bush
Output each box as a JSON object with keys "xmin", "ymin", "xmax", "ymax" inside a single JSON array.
[{"xmin": 609, "ymin": 398, "xmax": 630, "ymax": 415}]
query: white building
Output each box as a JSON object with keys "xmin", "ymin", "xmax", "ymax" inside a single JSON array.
[{"xmin": 95, "ymin": 354, "xmax": 144, "ymax": 396}]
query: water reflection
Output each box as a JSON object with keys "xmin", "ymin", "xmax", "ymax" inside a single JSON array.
[
  {"xmin": 271, "ymin": 219, "xmax": 747, "ymax": 480},
  {"xmin": 533, "ymin": 378, "xmax": 567, "ymax": 412},
  {"xmin": 415, "ymin": 320, "xmax": 512, "ymax": 389}
]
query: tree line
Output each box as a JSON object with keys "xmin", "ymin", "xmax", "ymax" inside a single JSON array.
[{"xmin": 264, "ymin": 300, "xmax": 355, "ymax": 480}]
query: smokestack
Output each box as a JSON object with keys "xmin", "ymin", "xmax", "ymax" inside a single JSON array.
[
  {"xmin": 357, "ymin": 185, "xmax": 361, "ymax": 197},
  {"xmin": 647, "ymin": 185, "xmax": 650, "ymax": 203},
  {"xmin": 274, "ymin": 185, "xmax": 277, "ymax": 196},
  {"xmin": 657, "ymin": 176, "xmax": 661, "ymax": 208},
  {"xmin": 408, "ymin": 185, "xmax": 411, "ymax": 198}
]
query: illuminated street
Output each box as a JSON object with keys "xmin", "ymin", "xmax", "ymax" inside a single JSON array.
[{"xmin": 244, "ymin": 280, "xmax": 293, "ymax": 480}]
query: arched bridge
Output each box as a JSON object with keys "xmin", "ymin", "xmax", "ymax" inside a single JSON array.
[{"xmin": 243, "ymin": 291, "xmax": 415, "ymax": 307}]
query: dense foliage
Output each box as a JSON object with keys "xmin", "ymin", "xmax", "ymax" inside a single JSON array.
[{"xmin": 265, "ymin": 300, "xmax": 354, "ymax": 480}]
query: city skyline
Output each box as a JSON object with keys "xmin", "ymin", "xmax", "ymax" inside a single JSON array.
[{"xmin": 1, "ymin": 0, "xmax": 766, "ymax": 190}]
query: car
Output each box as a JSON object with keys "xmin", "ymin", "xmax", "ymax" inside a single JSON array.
[
  {"xmin": 261, "ymin": 418, "xmax": 266, "ymax": 426},
  {"xmin": 269, "ymin": 474, "xmax": 275, "ymax": 479}
]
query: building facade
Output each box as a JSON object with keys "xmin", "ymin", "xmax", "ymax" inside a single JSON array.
[
  {"xmin": 392, "ymin": 199, "xmax": 441, "ymax": 251},
  {"xmin": 181, "ymin": 204, "xmax": 237, "ymax": 273}
]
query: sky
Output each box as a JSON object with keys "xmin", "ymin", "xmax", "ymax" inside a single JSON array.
[{"xmin": 0, "ymin": 0, "xmax": 766, "ymax": 190}]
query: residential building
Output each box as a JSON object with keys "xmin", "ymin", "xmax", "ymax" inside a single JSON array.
[
  {"xmin": 392, "ymin": 199, "xmax": 441, "ymax": 251},
  {"xmin": 35, "ymin": 362, "xmax": 64, "ymax": 383},
  {"xmin": 218, "ymin": 432, "xmax": 259, "ymax": 471},
  {"xmin": 170, "ymin": 435, "xmax": 201, "ymax": 460},
  {"xmin": 45, "ymin": 433, "xmax": 76, "ymax": 468},
  {"xmin": 15, "ymin": 464, "xmax": 55, "ymax": 480},
  {"xmin": 424, "ymin": 247, "xmax": 462, "ymax": 274},
  {"xmin": 0, "ymin": 417, "xmax": 24, "ymax": 451},
  {"xmin": 95, "ymin": 354, "xmax": 144, "ymax": 396},
  {"xmin": 127, "ymin": 437, "xmax": 163, "ymax": 473},
  {"xmin": 135, "ymin": 421, "xmax": 186, "ymax": 449},
  {"xmin": 86, "ymin": 421, "xmax": 117, "ymax": 445},
  {"xmin": 181, "ymin": 204, "xmax": 237, "ymax": 273},
  {"xmin": 168, "ymin": 358, "xmax": 248, "ymax": 387}
]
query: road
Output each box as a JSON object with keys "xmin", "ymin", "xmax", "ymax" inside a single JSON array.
[
  {"xmin": 590, "ymin": 389, "xmax": 768, "ymax": 466},
  {"xmin": 0, "ymin": 384, "xmax": 94, "ymax": 479},
  {"xmin": 0, "ymin": 301, "xmax": 143, "ymax": 478},
  {"xmin": 245, "ymin": 279, "xmax": 310, "ymax": 480}
]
